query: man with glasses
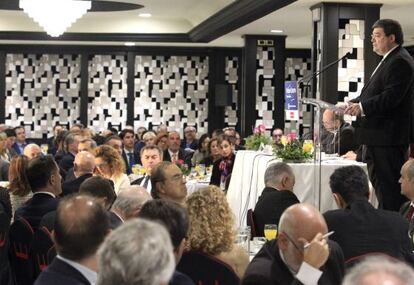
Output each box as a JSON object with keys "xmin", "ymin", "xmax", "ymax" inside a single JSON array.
[
  {"xmin": 242, "ymin": 204, "xmax": 344, "ymax": 285},
  {"xmin": 151, "ymin": 161, "xmax": 187, "ymax": 206}
]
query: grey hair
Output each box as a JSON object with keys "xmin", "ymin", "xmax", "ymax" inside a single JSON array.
[
  {"xmin": 97, "ymin": 219, "xmax": 175, "ymax": 285},
  {"xmin": 111, "ymin": 187, "xmax": 150, "ymax": 217},
  {"xmin": 342, "ymin": 256, "xmax": 414, "ymax": 285},
  {"xmin": 264, "ymin": 162, "xmax": 294, "ymax": 187},
  {"xmin": 405, "ymin": 160, "xmax": 414, "ymax": 180},
  {"xmin": 79, "ymin": 138, "xmax": 97, "ymax": 149},
  {"xmin": 143, "ymin": 131, "xmax": 157, "ymax": 141}
]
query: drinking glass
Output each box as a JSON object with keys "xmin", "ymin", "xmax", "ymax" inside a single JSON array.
[
  {"xmin": 236, "ymin": 226, "xmax": 251, "ymax": 253},
  {"xmin": 40, "ymin": 144, "xmax": 49, "ymax": 155},
  {"xmin": 264, "ymin": 224, "xmax": 278, "ymax": 240}
]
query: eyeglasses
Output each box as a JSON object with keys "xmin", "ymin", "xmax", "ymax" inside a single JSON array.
[{"xmin": 282, "ymin": 232, "xmax": 303, "ymax": 253}]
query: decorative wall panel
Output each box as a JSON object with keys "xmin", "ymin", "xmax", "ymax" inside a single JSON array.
[
  {"xmin": 133, "ymin": 55, "xmax": 209, "ymax": 134},
  {"xmin": 338, "ymin": 19, "xmax": 365, "ymax": 102},
  {"xmin": 88, "ymin": 54, "xmax": 128, "ymax": 132},
  {"xmin": 284, "ymin": 57, "xmax": 312, "ymax": 135},
  {"xmin": 224, "ymin": 56, "xmax": 239, "ymax": 127},
  {"xmin": 256, "ymin": 46, "xmax": 275, "ymax": 130},
  {"xmin": 5, "ymin": 53, "xmax": 81, "ymax": 139}
]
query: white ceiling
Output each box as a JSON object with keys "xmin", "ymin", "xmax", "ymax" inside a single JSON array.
[{"xmin": 0, "ymin": 0, "xmax": 413, "ymax": 48}]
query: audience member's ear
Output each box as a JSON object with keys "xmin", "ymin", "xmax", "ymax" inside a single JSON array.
[
  {"xmin": 333, "ymin": 193, "xmax": 346, "ymax": 209},
  {"xmin": 276, "ymin": 232, "xmax": 289, "ymax": 251},
  {"xmin": 281, "ymin": 176, "xmax": 289, "ymax": 188}
]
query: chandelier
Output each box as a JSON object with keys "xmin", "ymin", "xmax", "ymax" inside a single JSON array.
[{"xmin": 20, "ymin": 0, "xmax": 92, "ymax": 37}]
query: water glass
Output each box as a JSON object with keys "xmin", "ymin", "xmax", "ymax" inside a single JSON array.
[{"xmin": 236, "ymin": 226, "xmax": 251, "ymax": 253}]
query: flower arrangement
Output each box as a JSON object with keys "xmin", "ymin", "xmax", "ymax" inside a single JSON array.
[
  {"xmin": 175, "ymin": 159, "xmax": 191, "ymax": 176},
  {"xmin": 244, "ymin": 124, "xmax": 273, "ymax": 151},
  {"xmin": 274, "ymin": 135, "xmax": 313, "ymax": 162}
]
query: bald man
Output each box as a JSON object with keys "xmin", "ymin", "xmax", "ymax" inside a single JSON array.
[
  {"xmin": 34, "ymin": 195, "xmax": 110, "ymax": 285},
  {"xmin": 61, "ymin": 151, "xmax": 95, "ymax": 197},
  {"xmin": 23, "ymin": 143, "xmax": 42, "ymax": 159},
  {"xmin": 242, "ymin": 204, "xmax": 344, "ymax": 285},
  {"xmin": 399, "ymin": 159, "xmax": 414, "ymax": 241},
  {"xmin": 109, "ymin": 185, "xmax": 151, "ymax": 228},
  {"xmin": 320, "ymin": 109, "xmax": 356, "ymax": 155}
]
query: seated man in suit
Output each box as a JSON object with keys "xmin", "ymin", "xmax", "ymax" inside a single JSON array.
[
  {"xmin": 140, "ymin": 199, "xmax": 195, "ymax": 285},
  {"xmin": 97, "ymin": 219, "xmax": 175, "ymax": 285},
  {"xmin": 151, "ymin": 161, "xmax": 187, "ymax": 206},
  {"xmin": 61, "ymin": 151, "xmax": 95, "ymax": 197},
  {"xmin": 342, "ymin": 256, "xmax": 414, "ymax": 285},
  {"xmin": 321, "ymin": 109, "xmax": 356, "ymax": 155},
  {"xmin": 34, "ymin": 194, "xmax": 110, "ymax": 285},
  {"xmin": 104, "ymin": 135, "xmax": 123, "ymax": 156},
  {"xmin": 109, "ymin": 185, "xmax": 151, "ymax": 228},
  {"xmin": 119, "ymin": 129, "xmax": 140, "ymax": 175},
  {"xmin": 254, "ymin": 162, "xmax": 299, "ymax": 237},
  {"xmin": 324, "ymin": 165, "xmax": 414, "ymax": 264},
  {"xmin": 15, "ymin": 155, "xmax": 61, "ymax": 229},
  {"xmin": 131, "ymin": 145, "xmax": 163, "ymax": 194},
  {"xmin": 243, "ymin": 203, "xmax": 344, "ymax": 285},
  {"xmin": 11, "ymin": 126, "xmax": 28, "ymax": 155},
  {"xmin": 164, "ymin": 131, "xmax": 192, "ymax": 167},
  {"xmin": 180, "ymin": 126, "xmax": 198, "ymax": 151},
  {"xmin": 399, "ymin": 159, "xmax": 414, "ymax": 241},
  {"xmin": 59, "ymin": 132, "xmax": 81, "ymax": 172}
]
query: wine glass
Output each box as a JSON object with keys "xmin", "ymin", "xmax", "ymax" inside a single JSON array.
[{"xmin": 264, "ymin": 224, "xmax": 278, "ymax": 240}]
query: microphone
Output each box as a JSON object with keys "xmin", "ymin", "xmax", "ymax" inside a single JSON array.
[{"xmin": 299, "ymin": 52, "xmax": 352, "ymax": 87}]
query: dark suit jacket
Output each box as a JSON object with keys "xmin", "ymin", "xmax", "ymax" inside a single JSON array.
[
  {"xmin": 350, "ymin": 46, "xmax": 414, "ymax": 145},
  {"xmin": 122, "ymin": 149, "xmax": 140, "ymax": 175},
  {"xmin": 169, "ymin": 270, "xmax": 195, "ymax": 285},
  {"xmin": 15, "ymin": 193, "xmax": 59, "ymax": 229},
  {"xmin": 108, "ymin": 211, "xmax": 123, "ymax": 229},
  {"xmin": 59, "ymin": 152, "xmax": 75, "ymax": 172},
  {"xmin": 242, "ymin": 239, "xmax": 344, "ymax": 285},
  {"xmin": 163, "ymin": 148, "xmax": 192, "ymax": 167},
  {"xmin": 254, "ymin": 187, "xmax": 300, "ymax": 237},
  {"xmin": 34, "ymin": 257, "xmax": 91, "ymax": 285},
  {"xmin": 61, "ymin": 173, "xmax": 93, "ymax": 197},
  {"xmin": 399, "ymin": 201, "xmax": 414, "ymax": 245},
  {"xmin": 11, "ymin": 142, "xmax": 26, "ymax": 155},
  {"xmin": 321, "ymin": 123, "xmax": 356, "ymax": 155},
  {"xmin": 210, "ymin": 154, "xmax": 235, "ymax": 187},
  {"xmin": 324, "ymin": 200, "xmax": 414, "ymax": 263},
  {"xmin": 180, "ymin": 139, "xmax": 199, "ymax": 151}
]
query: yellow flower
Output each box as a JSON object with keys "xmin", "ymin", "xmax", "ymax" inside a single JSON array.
[{"xmin": 280, "ymin": 135, "xmax": 288, "ymax": 146}]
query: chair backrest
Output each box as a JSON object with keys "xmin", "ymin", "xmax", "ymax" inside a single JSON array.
[
  {"xmin": 31, "ymin": 226, "xmax": 55, "ymax": 279},
  {"xmin": 177, "ymin": 250, "xmax": 240, "ymax": 285},
  {"xmin": 9, "ymin": 217, "xmax": 35, "ymax": 285},
  {"xmin": 246, "ymin": 209, "xmax": 257, "ymax": 238}
]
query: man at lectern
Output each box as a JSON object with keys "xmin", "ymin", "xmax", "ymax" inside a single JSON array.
[{"xmin": 343, "ymin": 19, "xmax": 414, "ymax": 211}]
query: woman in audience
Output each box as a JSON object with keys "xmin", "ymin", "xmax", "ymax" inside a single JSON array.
[
  {"xmin": 209, "ymin": 135, "xmax": 235, "ymax": 190},
  {"xmin": 0, "ymin": 132, "xmax": 10, "ymax": 162},
  {"xmin": 53, "ymin": 130, "xmax": 69, "ymax": 164},
  {"xmin": 191, "ymin": 133, "xmax": 210, "ymax": 166},
  {"xmin": 94, "ymin": 145, "xmax": 130, "ymax": 194},
  {"xmin": 143, "ymin": 131, "xmax": 157, "ymax": 146},
  {"xmin": 156, "ymin": 131, "xmax": 168, "ymax": 152},
  {"xmin": 8, "ymin": 155, "xmax": 32, "ymax": 220},
  {"xmin": 186, "ymin": 185, "xmax": 249, "ymax": 278},
  {"xmin": 200, "ymin": 138, "xmax": 221, "ymax": 167}
]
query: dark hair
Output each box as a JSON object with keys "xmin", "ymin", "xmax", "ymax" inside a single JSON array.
[
  {"xmin": 4, "ymin": 128, "xmax": 15, "ymax": 138},
  {"xmin": 119, "ymin": 129, "xmax": 135, "ymax": 140},
  {"xmin": 54, "ymin": 194, "xmax": 109, "ymax": 260},
  {"xmin": 139, "ymin": 199, "xmax": 189, "ymax": 250},
  {"xmin": 104, "ymin": 135, "xmax": 122, "ymax": 144},
  {"xmin": 140, "ymin": 144, "xmax": 163, "ymax": 159},
  {"xmin": 79, "ymin": 176, "xmax": 116, "ymax": 208},
  {"xmin": 26, "ymin": 155, "xmax": 58, "ymax": 192},
  {"xmin": 197, "ymin": 133, "xmax": 210, "ymax": 152},
  {"xmin": 372, "ymin": 19, "xmax": 404, "ymax": 45},
  {"xmin": 150, "ymin": 161, "xmax": 173, "ymax": 199},
  {"xmin": 329, "ymin": 166, "xmax": 369, "ymax": 204}
]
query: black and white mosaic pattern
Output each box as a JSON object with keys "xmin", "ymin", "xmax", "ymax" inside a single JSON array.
[
  {"xmin": 133, "ymin": 55, "xmax": 209, "ymax": 134},
  {"xmin": 256, "ymin": 46, "xmax": 275, "ymax": 129},
  {"xmin": 5, "ymin": 53, "xmax": 81, "ymax": 139},
  {"xmin": 88, "ymin": 55, "xmax": 128, "ymax": 131},
  {"xmin": 224, "ymin": 56, "xmax": 239, "ymax": 127},
  {"xmin": 338, "ymin": 19, "xmax": 365, "ymax": 102},
  {"xmin": 284, "ymin": 57, "xmax": 312, "ymax": 135}
]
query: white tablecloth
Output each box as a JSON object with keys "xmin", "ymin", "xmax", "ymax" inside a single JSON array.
[{"xmin": 227, "ymin": 151, "xmax": 375, "ymax": 227}]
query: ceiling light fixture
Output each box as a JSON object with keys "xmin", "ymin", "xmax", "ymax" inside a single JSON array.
[
  {"xmin": 124, "ymin": 42, "xmax": 136, "ymax": 46},
  {"xmin": 270, "ymin": 29, "xmax": 283, "ymax": 33},
  {"xmin": 20, "ymin": 0, "xmax": 91, "ymax": 37},
  {"xmin": 139, "ymin": 13, "xmax": 152, "ymax": 18}
]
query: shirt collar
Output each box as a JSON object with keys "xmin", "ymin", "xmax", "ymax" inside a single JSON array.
[
  {"xmin": 382, "ymin": 45, "xmax": 399, "ymax": 60},
  {"xmin": 57, "ymin": 255, "xmax": 97, "ymax": 285},
  {"xmin": 33, "ymin": 191, "xmax": 56, "ymax": 198}
]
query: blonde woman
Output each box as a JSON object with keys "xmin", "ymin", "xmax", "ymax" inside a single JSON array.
[
  {"xmin": 186, "ymin": 185, "xmax": 249, "ymax": 278},
  {"xmin": 94, "ymin": 145, "xmax": 130, "ymax": 194},
  {"xmin": 8, "ymin": 155, "xmax": 32, "ymax": 220},
  {"xmin": 0, "ymin": 132, "xmax": 10, "ymax": 162}
]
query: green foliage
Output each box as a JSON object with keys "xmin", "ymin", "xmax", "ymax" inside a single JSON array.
[
  {"xmin": 244, "ymin": 132, "xmax": 273, "ymax": 151},
  {"xmin": 274, "ymin": 140, "xmax": 313, "ymax": 161}
]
